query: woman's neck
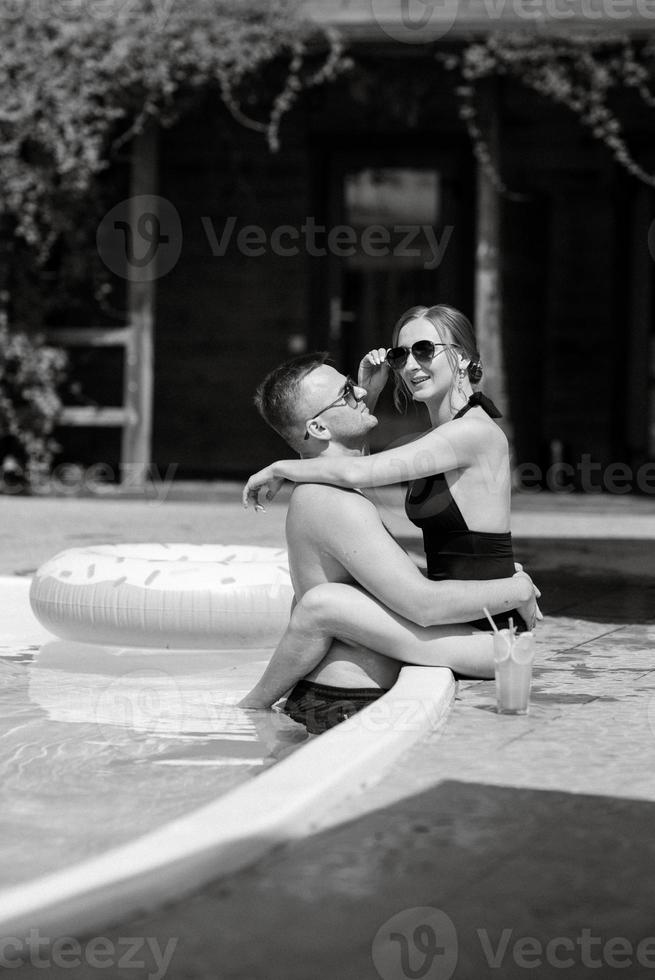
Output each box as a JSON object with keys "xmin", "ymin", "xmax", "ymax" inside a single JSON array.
[{"xmin": 428, "ymin": 385, "xmax": 473, "ymax": 427}]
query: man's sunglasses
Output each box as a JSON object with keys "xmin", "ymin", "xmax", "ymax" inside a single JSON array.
[
  {"xmin": 304, "ymin": 376, "xmax": 363, "ymax": 440},
  {"xmin": 385, "ymin": 340, "xmax": 450, "ymax": 371}
]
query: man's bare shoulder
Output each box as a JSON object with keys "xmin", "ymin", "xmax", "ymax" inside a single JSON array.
[{"xmin": 287, "ymin": 482, "xmax": 376, "ymax": 525}]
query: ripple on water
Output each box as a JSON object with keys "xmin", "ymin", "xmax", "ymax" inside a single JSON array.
[{"xmin": 0, "ymin": 648, "xmax": 308, "ymax": 889}]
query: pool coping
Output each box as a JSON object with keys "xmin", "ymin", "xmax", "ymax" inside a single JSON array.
[{"xmin": 0, "ymin": 662, "xmax": 455, "ymax": 943}]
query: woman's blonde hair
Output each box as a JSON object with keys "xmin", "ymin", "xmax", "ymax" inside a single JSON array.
[{"xmin": 389, "ymin": 304, "xmax": 482, "ymax": 414}]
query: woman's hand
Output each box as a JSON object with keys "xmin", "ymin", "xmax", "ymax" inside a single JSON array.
[
  {"xmin": 513, "ymin": 568, "xmax": 543, "ymax": 631},
  {"xmin": 242, "ymin": 464, "xmax": 286, "ymax": 511},
  {"xmin": 358, "ymin": 348, "xmax": 390, "ymax": 411}
]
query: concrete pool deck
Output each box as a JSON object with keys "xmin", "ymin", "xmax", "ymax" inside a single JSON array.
[{"xmin": 5, "ymin": 487, "xmax": 655, "ymax": 979}]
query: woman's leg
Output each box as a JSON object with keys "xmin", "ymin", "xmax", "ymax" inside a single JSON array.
[{"xmin": 239, "ymin": 582, "xmax": 493, "ymax": 708}]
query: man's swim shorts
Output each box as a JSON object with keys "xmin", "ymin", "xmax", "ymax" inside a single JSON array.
[{"xmin": 283, "ymin": 679, "xmax": 389, "ymax": 735}]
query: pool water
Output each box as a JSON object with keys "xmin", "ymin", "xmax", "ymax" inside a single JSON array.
[{"xmin": 0, "ymin": 579, "xmax": 308, "ymax": 890}]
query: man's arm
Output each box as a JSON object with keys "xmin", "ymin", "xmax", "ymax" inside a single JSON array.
[{"xmin": 293, "ymin": 485, "xmax": 534, "ymax": 629}]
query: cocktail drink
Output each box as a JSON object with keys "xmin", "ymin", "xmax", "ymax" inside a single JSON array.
[{"xmin": 494, "ymin": 630, "xmax": 536, "ymax": 715}]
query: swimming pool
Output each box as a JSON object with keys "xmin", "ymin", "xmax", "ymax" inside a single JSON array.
[
  {"xmin": 0, "ymin": 575, "xmax": 455, "ymax": 944},
  {"xmin": 0, "ymin": 578, "xmax": 308, "ymax": 890}
]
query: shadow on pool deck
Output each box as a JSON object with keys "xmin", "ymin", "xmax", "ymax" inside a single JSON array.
[
  {"xmin": 522, "ymin": 564, "xmax": 655, "ymax": 623},
  {"xmin": 398, "ymin": 531, "xmax": 655, "ymax": 626},
  {"xmin": 13, "ymin": 782, "xmax": 655, "ymax": 979},
  {"xmin": 519, "ymin": 540, "xmax": 655, "ymax": 627}
]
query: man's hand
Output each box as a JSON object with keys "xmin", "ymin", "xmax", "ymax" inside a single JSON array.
[
  {"xmin": 358, "ymin": 348, "xmax": 390, "ymax": 411},
  {"xmin": 242, "ymin": 465, "xmax": 286, "ymax": 511},
  {"xmin": 513, "ymin": 568, "xmax": 543, "ymax": 631}
]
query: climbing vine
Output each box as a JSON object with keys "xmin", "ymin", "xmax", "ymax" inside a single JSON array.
[
  {"xmin": 0, "ymin": 0, "xmax": 349, "ymax": 490},
  {"xmin": 441, "ymin": 33, "xmax": 655, "ymax": 195},
  {"xmin": 0, "ymin": 0, "xmax": 349, "ymax": 254}
]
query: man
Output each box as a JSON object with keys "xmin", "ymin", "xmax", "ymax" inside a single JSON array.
[{"xmin": 240, "ymin": 352, "xmax": 537, "ymax": 732}]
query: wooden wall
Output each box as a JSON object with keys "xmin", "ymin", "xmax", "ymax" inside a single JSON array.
[
  {"xmin": 153, "ymin": 99, "xmax": 313, "ymax": 475},
  {"xmin": 501, "ymin": 80, "xmax": 653, "ymax": 481},
  {"xmin": 47, "ymin": 55, "xmax": 654, "ymax": 482}
]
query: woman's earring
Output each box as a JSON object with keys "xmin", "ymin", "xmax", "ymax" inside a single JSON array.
[
  {"xmin": 468, "ymin": 361, "xmax": 483, "ymax": 384},
  {"xmin": 457, "ymin": 367, "xmax": 466, "ymax": 393}
]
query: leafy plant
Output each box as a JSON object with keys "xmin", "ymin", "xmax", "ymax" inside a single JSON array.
[{"xmin": 0, "ymin": 311, "xmax": 68, "ymax": 491}]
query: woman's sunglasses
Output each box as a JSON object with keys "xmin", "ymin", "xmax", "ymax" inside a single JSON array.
[{"xmin": 385, "ymin": 341, "xmax": 450, "ymax": 371}]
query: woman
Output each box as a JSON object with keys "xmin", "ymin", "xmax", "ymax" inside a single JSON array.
[{"xmin": 240, "ymin": 305, "xmax": 538, "ymax": 708}]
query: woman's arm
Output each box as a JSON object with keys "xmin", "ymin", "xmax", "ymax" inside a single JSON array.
[
  {"xmin": 299, "ymin": 483, "xmax": 538, "ymax": 629},
  {"xmin": 243, "ymin": 417, "xmax": 478, "ymax": 509}
]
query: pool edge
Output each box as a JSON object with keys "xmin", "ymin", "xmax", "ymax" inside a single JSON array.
[{"xmin": 0, "ymin": 665, "xmax": 455, "ymax": 942}]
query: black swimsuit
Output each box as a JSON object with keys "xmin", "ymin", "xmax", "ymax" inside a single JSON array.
[{"xmin": 405, "ymin": 392, "xmax": 526, "ymax": 632}]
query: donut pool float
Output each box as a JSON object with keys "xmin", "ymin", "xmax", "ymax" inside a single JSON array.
[{"xmin": 29, "ymin": 544, "xmax": 293, "ymax": 649}]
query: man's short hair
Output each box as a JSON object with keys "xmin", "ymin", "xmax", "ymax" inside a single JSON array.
[{"xmin": 254, "ymin": 351, "xmax": 331, "ymax": 449}]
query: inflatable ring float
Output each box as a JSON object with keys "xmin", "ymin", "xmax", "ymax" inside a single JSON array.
[{"xmin": 29, "ymin": 544, "xmax": 293, "ymax": 649}]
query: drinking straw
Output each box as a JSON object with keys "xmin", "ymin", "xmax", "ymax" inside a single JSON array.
[
  {"xmin": 509, "ymin": 616, "xmax": 514, "ymax": 635},
  {"xmin": 482, "ymin": 607, "xmax": 500, "ymax": 634}
]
